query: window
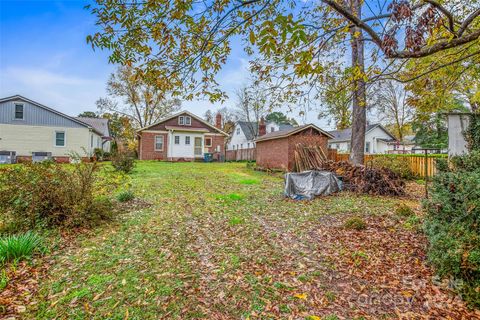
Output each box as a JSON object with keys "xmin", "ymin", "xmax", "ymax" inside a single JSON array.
[
  {"xmin": 328, "ymin": 144, "xmax": 332, "ymax": 149},
  {"xmin": 178, "ymin": 116, "xmax": 191, "ymax": 126},
  {"xmin": 240, "ymin": 143, "xmax": 243, "ymax": 149},
  {"xmin": 55, "ymin": 131, "xmax": 65, "ymax": 147},
  {"xmin": 247, "ymin": 142, "xmax": 250, "ymax": 149},
  {"xmin": 336, "ymin": 144, "xmax": 340, "ymax": 149},
  {"xmin": 155, "ymin": 135, "xmax": 164, "ymax": 151},
  {"xmin": 91, "ymin": 134, "xmax": 94, "ymax": 147},
  {"xmin": 185, "ymin": 136, "xmax": 190, "ymax": 145},
  {"xmin": 14, "ymin": 104, "xmax": 24, "ymax": 120},
  {"xmin": 236, "ymin": 128, "xmax": 240, "ymax": 135},
  {"xmin": 174, "ymin": 136, "xmax": 180, "ymax": 144},
  {"xmin": 205, "ymin": 137, "xmax": 212, "ymax": 147},
  {"xmin": 270, "ymin": 127, "xmax": 275, "ymax": 133},
  {"xmin": 365, "ymin": 142, "xmax": 371, "ymax": 153}
]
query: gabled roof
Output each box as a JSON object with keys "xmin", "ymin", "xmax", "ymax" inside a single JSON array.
[
  {"xmin": 138, "ymin": 110, "xmax": 228, "ymax": 136},
  {"xmin": 255, "ymin": 124, "xmax": 334, "ymax": 142},
  {"xmin": 75, "ymin": 117, "xmax": 111, "ymax": 137},
  {"xmin": 237, "ymin": 121, "xmax": 294, "ymax": 141},
  {"xmin": 0, "ymin": 95, "xmax": 103, "ymax": 135},
  {"xmin": 328, "ymin": 123, "xmax": 396, "ymax": 142}
]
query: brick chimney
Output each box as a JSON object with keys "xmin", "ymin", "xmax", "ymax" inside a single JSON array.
[
  {"xmin": 215, "ymin": 113, "xmax": 222, "ymax": 129},
  {"xmin": 258, "ymin": 117, "xmax": 266, "ymax": 136}
]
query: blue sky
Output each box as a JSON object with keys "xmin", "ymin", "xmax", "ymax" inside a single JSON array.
[{"xmin": 0, "ymin": 1, "xmax": 323, "ymax": 126}]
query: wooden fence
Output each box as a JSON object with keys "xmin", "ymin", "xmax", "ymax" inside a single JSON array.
[
  {"xmin": 334, "ymin": 153, "xmax": 439, "ymax": 178},
  {"xmin": 226, "ymin": 148, "xmax": 256, "ymax": 161}
]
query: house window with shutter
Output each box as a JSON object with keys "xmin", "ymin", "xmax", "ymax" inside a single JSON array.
[{"xmin": 155, "ymin": 135, "xmax": 164, "ymax": 151}]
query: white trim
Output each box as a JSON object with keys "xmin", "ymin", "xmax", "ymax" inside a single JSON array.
[
  {"xmin": 54, "ymin": 130, "xmax": 66, "ymax": 147},
  {"xmin": 141, "ymin": 130, "xmax": 169, "ymax": 134},
  {"xmin": 154, "ymin": 135, "xmax": 164, "ymax": 151},
  {"xmin": 138, "ymin": 110, "xmax": 228, "ymax": 136}
]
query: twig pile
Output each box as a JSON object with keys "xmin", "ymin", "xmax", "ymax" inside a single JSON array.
[{"xmin": 293, "ymin": 144, "xmax": 405, "ymax": 196}]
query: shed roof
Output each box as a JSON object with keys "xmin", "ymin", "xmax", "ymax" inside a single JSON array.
[{"xmin": 255, "ymin": 124, "xmax": 334, "ymax": 142}]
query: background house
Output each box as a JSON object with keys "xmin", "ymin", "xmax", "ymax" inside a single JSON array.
[
  {"xmin": 255, "ymin": 124, "xmax": 334, "ymax": 171},
  {"xmin": 446, "ymin": 112, "xmax": 471, "ymax": 156},
  {"xmin": 74, "ymin": 117, "xmax": 112, "ymax": 153},
  {"xmin": 227, "ymin": 120, "xmax": 294, "ymax": 151},
  {"xmin": 328, "ymin": 123, "xmax": 397, "ymax": 154},
  {"xmin": 137, "ymin": 111, "xmax": 228, "ymax": 161},
  {"xmin": 0, "ymin": 95, "xmax": 107, "ymax": 162}
]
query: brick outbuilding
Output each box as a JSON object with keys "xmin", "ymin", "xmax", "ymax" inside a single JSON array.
[{"xmin": 255, "ymin": 124, "xmax": 334, "ymax": 171}]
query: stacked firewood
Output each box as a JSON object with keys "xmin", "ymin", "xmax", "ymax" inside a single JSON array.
[{"xmin": 293, "ymin": 144, "xmax": 405, "ymax": 196}]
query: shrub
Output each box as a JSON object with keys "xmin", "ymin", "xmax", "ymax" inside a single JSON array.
[
  {"xmin": 343, "ymin": 217, "xmax": 367, "ymax": 230},
  {"xmin": 116, "ymin": 190, "xmax": 134, "ymax": 202},
  {"xmin": 111, "ymin": 151, "xmax": 135, "ymax": 173},
  {"xmin": 423, "ymin": 151, "xmax": 480, "ymax": 308},
  {"xmin": 369, "ymin": 156, "xmax": 414, "ymax": 179},
  {"xmin": 0, "ymin": 231, "xmax": 43, "ymax": 264},
  {"xmin": 0, "ymin": 161, "xmax": 119, "ymax": 229}
]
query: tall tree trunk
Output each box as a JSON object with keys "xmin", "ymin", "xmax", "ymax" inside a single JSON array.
[{"xmin": 349, "ymin": 0, "xmax": 366, "ymax": 165}]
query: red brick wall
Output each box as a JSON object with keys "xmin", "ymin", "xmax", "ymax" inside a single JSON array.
[
  {"xmin": 139, "ymin": 132, "xmax": 168, "ymax": 160},
  {"xmin": 256, "ymin": 128, "xmax": 330, "ymax": 171},
  {"xmin": 204, "ymin": 134, "xmax": 225, "ymax": 155},
  {"xmin": 256, "ymin": 137, "xmax": 290, "ymax": 171}
]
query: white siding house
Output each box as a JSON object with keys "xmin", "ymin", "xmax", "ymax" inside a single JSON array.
[
  {"xmin": 328, "ymin": 124, "xmax": 397, "ymax": 154},
  {"xmin": 227, "ymin": 121, "xmax": 293, "ymax": 151},
  {"xmin": 0, "ymin": 95, "xmax": 107, "ymax": 161}
]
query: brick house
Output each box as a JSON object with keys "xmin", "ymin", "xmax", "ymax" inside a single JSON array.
[
  {"xmin": 137, "ymin": 111, "xmax": 228, "ymax": 161},
  {"xmin": 255, "ymin": 124, "xmax": 334, "ymax": 171}
]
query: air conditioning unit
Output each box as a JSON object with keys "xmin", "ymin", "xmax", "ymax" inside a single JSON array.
[
  {"xmin": 0, "ymin": 151, "xmax": 16, "ymax": 164},
  {"xmin": 32, "ymin": 152, "xmax": 52, "ymax": 163}
]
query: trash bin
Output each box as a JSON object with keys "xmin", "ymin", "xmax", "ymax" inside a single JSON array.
[{"xmin": 203, "ymin": 153, "xmax": 213, "ymax": 162}]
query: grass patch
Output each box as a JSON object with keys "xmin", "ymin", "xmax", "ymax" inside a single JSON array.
[
  {"xmin": 343, "ymin": 217, "xmax": 367, "ymax": 230},
  {"xmin": 396, "ymin": 204, "xmax": 415, "ymax": 217},
  {"xmin": 239, "ymin": 179, "xmax": 260, "ymax": 185},
  {"xmin": 116, "ymin": 190, "xmax": 135, "ymax": 202},
  {"xmin": 0, "ymin": 231, "xmax": 43, "ymax": 263}
]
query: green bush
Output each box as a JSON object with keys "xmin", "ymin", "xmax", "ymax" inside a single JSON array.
[
  {"xmin": 111, "ymin": 151, "xmax": 136, "ymax": 173},
  {"xmin": 116, "ymin": 190, "xmax": 134, "ymax": 202},
  {"xmin": 0, "ymin": 161, "xmax": 117, "ymax": 229},
  {"xmin": 423, "ymin": 151, "xmax": 480, "ymax": 308},
  {"xmin": 0, "ymin": 231, "xmax": 43, "ymax": 264},
  {"xmin": 369, "ymin": 155, "xmax": 414, "ymax": 179},
  {"xmin": 343, "ymin": 217, "xmax": 367, "ymax": 230}
]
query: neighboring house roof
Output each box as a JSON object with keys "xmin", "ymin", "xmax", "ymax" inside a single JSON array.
[
  {"xmin": 255, "ymin": 124, "xmax": 334, "ymax": 142},
  {"xmin": 328, "ymin": 123, "xmax": 397, "ymax": 143},
  {"xmin": 138, "ymin": 110, "xmax": 229, "ymax": 136},
  {"xmin": 0, "ymin": 95, "xmax": 103, "ymax": 136},
  {"xmin": 237, "ymin": 121, "xmax": 294, "ymax": 141},
  {"xmin": 75, "ymin": 117, "xmax": 111, "ymax": 138}
]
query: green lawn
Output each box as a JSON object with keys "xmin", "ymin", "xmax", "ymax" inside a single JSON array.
[{"xmin": 27, "ymin": 161, "xmax": 470, "ymax": 319}]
